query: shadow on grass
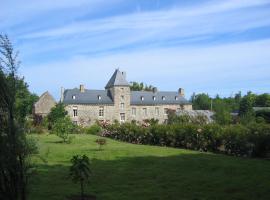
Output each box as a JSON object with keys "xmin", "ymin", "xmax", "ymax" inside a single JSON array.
[{"xmin": 29, "ymin": 153, "xmax": 270, "ymax": 200}]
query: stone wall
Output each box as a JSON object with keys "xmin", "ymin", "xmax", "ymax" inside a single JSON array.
[
  {"xmin": 34, "ymin": 92, "xmax": 56, "ymax": 117},
  {"xmin": 66, "ymin": 102, "xmax": 192, "ymax": 126}
]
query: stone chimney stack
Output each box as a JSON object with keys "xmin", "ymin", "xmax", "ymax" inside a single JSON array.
[
  {"xmin": 60, "ymin": 87, "xmax": 64, "ymax": 102},
  {"xmin": 80, "ymin": 84, "xmax": 85, "ymax": 93},
  {"xmin": 152, "ymin": 87, "xmax": 158, "ymax": 93},
  {"xmin": 178, "ymin": 88, "xmax": 185, "ymax": 96}
]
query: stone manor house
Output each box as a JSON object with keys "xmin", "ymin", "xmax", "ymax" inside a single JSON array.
[{"xmin": 60, "ymin": 69, "xmax": 192, "ymax": 126}]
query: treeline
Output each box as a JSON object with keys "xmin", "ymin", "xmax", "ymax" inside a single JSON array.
[{"xmin": 191, "ymin": 92, "xmax": 270, "ymax": 124}]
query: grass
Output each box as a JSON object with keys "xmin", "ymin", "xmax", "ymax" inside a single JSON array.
[{"xmin": 29, "ymin": 133, "xmax": 270, "ymax": 200}]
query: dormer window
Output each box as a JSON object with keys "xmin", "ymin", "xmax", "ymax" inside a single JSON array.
[
  {"xmin": 162, "ymin": 96, "xmax": 165, "ymax": 100},
  {"xmin": 153, "ymin": 96, "xmax": 156, "ymax": 101},
  {"xmin": 98, "ymin": 95, "xmax": 101, "ymax": 100},
  {"xmin": 175, "ymin": 96, "xmax": 178, "ymax": 100},
  {"xmin": 141, "ymin": 96, "xmax": 144, "ymax": 101},
  {"xmin": 72, "ymin": 95, "xmax": 76, "ymax": 100}
]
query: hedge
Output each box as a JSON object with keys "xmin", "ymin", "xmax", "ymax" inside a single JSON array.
[{"xmin": 100, "ymin": 122, "xmax": 270, "ymax": 158}]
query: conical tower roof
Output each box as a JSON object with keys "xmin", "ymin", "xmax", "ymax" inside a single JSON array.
[{"xmin": 105, "ymin": 69, "xmax": 129, "ymax": 89}]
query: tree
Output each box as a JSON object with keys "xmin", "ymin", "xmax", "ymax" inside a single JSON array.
[
  {"xmin": 255, "ymin": 93, "xmax": 270, "ymax": 107},
  {"xmin": 47, "ymin": 103, "xmax": 67, "ymax": 128},
  {"xmin": 52, "ymin": 116, "xmax": 74, "ymax": 143},
  {"xmin": 0, "ymin": 34, "xmax": 29, "ymax": 200},
  {"xmin": 69, "ymin": 155, "xmax": 91, "ymax": 200},
  {"xmin": 130, "ymin": 81, "xmax": 155, "ymax": 91},
  {"xmin": 192, "ymin": 93, "xmax": 211, "ymax": 110},
  {"xmin": 239, "ymin": 92, "xmax": 256, "ymax": 116}
]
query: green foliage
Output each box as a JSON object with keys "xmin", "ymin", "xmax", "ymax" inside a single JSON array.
[
  {"xmin": 255, "ymin": 109, "xmax": 270, "ymax": 123},
  {"xmin": 255, "ymin": 93, "xmax": 270, "ymax": 107},
  {"xmin": 191, "ymin": 93, "xmax": 211, "ymax": 110},
  {"xmin": 86, "ymin": 124, "xmax": 102, "ymax": 135},
  {"xmin": 69, "ymin": 155, "xmax": 91, "ymax": 200},
  {"xmin": 239, "ymin": 92, "xmax": 256, "ymax": 116},
  {"xmin": 213, "ymin": 101, "xmax": 232, "ymax": 125},
  {"xmin": 52, "ymin": 117, "xmax": 75, "ymax": 143},
  {"xmin": 47, "ymin": 103, "xmax": 67, "ymax": 129},
  {"xmin": 102, "ymin": 122, "xmax": 270, "ymax": 158},
  {"xmin": 129, "ymin": 81, "xmax": 155, "ymax": 91}
]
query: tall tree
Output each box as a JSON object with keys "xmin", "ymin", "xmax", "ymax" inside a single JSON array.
[{"xmin": 0, "ymin": 34, "xmax": 29, "ymax": 200}]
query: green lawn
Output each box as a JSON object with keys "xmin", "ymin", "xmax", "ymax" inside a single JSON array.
[{"xmin": 29, "ymin": 134, "xmax": 270, "ymax": 200}]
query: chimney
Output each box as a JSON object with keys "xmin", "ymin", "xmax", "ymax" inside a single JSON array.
[
  {"xmin": 60, "ymin": 87, "xmax": 64, "ymax": 102},
  {"xmin": 178, "ymin": 88, "xmax": 185, "ymax": 96},
  {"xmin": 80, "ymin": 84, "xmax": 85, "ymax": 93},
  {"xmin": 152, "ymin": 87, "xmax": 158, "ymax": 93},
  {"xmin": 121, "ymin": 71, "xmax": 126, "ymax": 79}
]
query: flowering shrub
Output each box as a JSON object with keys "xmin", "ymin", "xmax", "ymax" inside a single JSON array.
[{"xmin": 99, "ymin": 122, "xmax": 270, "ymax": 158}]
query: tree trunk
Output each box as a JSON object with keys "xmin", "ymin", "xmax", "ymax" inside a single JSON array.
[{"xmin": 80, "ymin": 180, "xmax": 84, "ymax": 200}]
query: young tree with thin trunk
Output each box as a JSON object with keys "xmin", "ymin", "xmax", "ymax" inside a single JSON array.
[{"xmin": 69, "ymin": 155, "xmax": 91, "ymax": 200}]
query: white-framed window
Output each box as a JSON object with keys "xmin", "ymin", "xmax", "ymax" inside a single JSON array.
[
  {"xmin": 164, "ymin": 108, "xmax": 169, "ymax": 115},
  {"xmin": 99, "ymin": 106, "xmax": 104, "ymax": 117},
  {"xmin": 121, "ymin": 95, "xmax": 124, "ymax": 101},
  {"xmin": 143, "ymin": 108, "xmax": 147, "ymax": 116},
  {"xmin": 175, "ymin": 96, "xmax": 178, "ymax": 100},
  {"xmin": 153, "ymin": 96, "xmax": 156, "ymax": 101},
  {"xmin": 132, "ymin": 107, "xmax": 136, "ymax": 116},
  {"xmin": 72, "ymin": 95, "xmax": 76, "ymax": 100},
  {"xmin": 73, "ymin": 107, "xmax": 78, "ymax": 117},
  {"xmin": 98, "ymin": 95, "xmax": 101, "ymax": 100},
  {"xmin": 162, "ymin": 96, "xmax": 165, "ymax": 100},
  {"xmin": 120, "ymin": 113, "xmax": 125, "ymax": 122},
  {"xmin": 120, "ymin": 103, "xmax": 125, "ymax": 109},
  {"xmin": 155, "ymin": 107, "xmax": 159, "ymax": 115},
  {"xmin": 141, "ymin": 96, "xmax": 144, "ymax": 101}
]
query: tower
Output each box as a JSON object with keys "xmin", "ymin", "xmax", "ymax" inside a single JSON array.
[{"xmin": 105, "ymin": 69, "xmax": 130, "ymax": 122}]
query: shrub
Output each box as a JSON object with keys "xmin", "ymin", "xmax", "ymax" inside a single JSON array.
[
  {"xmin": 95, "ymin": 138, "xmax": 107, "ymax": 150},
  {"xmin": 86, "ymin": 124, "xmax": 102, "ymax": 135},
  {"xmin": 102, "ymin": 121, "xmax": 270, "ymax": 158}
]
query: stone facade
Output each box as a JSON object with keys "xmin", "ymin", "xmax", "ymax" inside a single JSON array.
[
  {"xmin": 62, "ymin": 69, "xmax": 192, "ymax": 126},
  {"xmin": 33, "ymin": 91, "xmax": 56, "ymax": 117}
]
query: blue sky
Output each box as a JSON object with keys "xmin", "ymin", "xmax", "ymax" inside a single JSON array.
[{"xmin": 1, "ymin": 0, "xmax": 270, "ymax": 100}]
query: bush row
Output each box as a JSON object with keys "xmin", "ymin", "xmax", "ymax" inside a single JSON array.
[{"xmin": 100, "ymin": 123, "xmax": 270, "ymax": 158}]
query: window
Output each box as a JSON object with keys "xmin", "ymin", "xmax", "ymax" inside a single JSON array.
[
  {"xmin": 155, "ymin": 107, "xmax": 159, "ymax": 115},
  {"xmin": 121, "ymin": 95, "xmax": 124, "ymax": 101},
  {"xmin": 120, "ymin": 103, "xmax": 125, "ymax": 109},
  {"xmin": 72, "ymin": 95, "xmax": 76, "ymax": 100},
  {"xmin": 120, "ymin": 113, "xmax": 125, "ymax": 122},
  {"xmin": 175, "ymin": 96, "xmax": 178, "ymax": 100},
  {"xmin": 99, "ymin": 106, "xmax": 104, "ymax": 117},
  {"xmin": 98, "ymin": 95, "xmax": 101, "ymax": 100},
  {"xmin": 143, "ymin": 108, "xmax": 147, "ymax": 116},
  {"xmin": 73, "ymin": 107, "xmax": 78, "ymax": 117},
  {"xmin": 121, "ymin": 88, "xmax": 124, "ymax": 92},
  {"xmin": 162, "ymin": 96, "xmax": 165, "ymax": 100},
  {"xmin": 132, "ymin": 108, "xmax": 136, "ymax": 116},
  {"xmin": 73, "ymin": 121, "xmax": 78, "ymax": 125},
  {"xmin": 141, "ymin": 96, "xmax": 144, "ymax": 101},
  {"xmin": 153, "ymin": 96, "xmax": 156, "ymax": 101},
  {"xmin": 164, "ymin": 108, "xmax": 169, "ymax": 115}
]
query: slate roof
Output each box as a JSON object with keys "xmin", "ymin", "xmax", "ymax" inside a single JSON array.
[
  {"xmin": 63, "ymin": 89, "xmax": 190, "ymax": 105},
  {"xmin": 130, "ymin": 91, "xmax": 190, "ymax": 105},
  {"xmin": 62, "ymin": 69, "xmax": 191, "ymax": 105},
  {"xmin": 105, "ymin": 69, "xmax": 129, "ymax": 89},
  {"xmin": 63, "ymin": 89, "xmax": 113, "ymax": 105}
]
